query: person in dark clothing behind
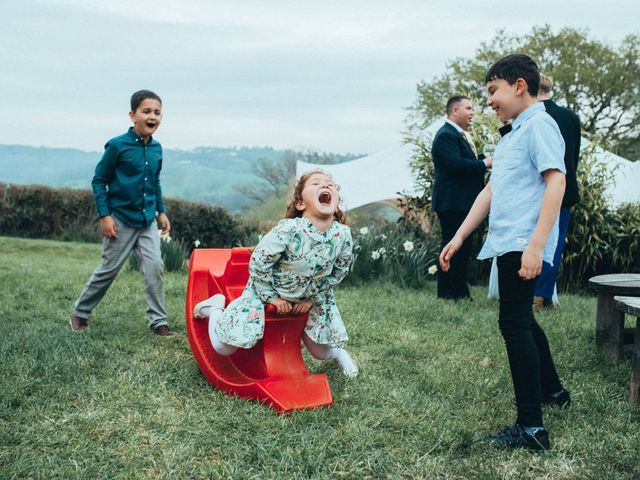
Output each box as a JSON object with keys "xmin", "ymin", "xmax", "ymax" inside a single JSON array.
[
  {"xmin": 533, "ymin": 73, "xmax": 581, "ymax": 311},
  {"xmin": 432, "ymin": 96, "xmax": 491, "ymax": 299}
]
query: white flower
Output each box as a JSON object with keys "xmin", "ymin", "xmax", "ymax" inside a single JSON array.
[
  {"xmin": 428, "ymin": 265, "xmax": 437, "ymax": 275},
  {"xmin": 162, "ymin": 235, "xmax": 172, "ymax": 243},
  {"xmin": 371, "ymin": 250, "xmax": 381, "ymax": 260},
  {"xmin": 380, "ymin": 234, "xmax": 387, "ymax": 240},
  {"xmin": 403, "ymin": 241, "xmax": 414, "ymax": 252},
  {"xmin": 193, "ymin": 239, "xmax": 201, "ymax": 248},
  {"xmin": 359, "ymin": 227, "xmax": 369, "ymax": 235},
  {"xmin": 378, "ymin": 247, "xmax": 386, "ymax": 255}
]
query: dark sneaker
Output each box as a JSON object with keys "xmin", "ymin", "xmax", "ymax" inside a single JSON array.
[
  {"xmin": 153, "ymin": 325, "xmax": 178, "ymax": 337},
  {"xmin": 542, "ymin": 388, "xmax": 571, "ymax": 408},
  {"xmin": 487, "ymin": 424, "xmax": 550, "ymax": 451},
  {"xmin": 69, "ymin": 314, "xmax": 89, "ymax": 333}
]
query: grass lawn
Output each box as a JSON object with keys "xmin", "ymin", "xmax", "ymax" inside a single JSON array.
[{"xmin": 1, "ymin": 236, "xmax": 639, "ymax": 479}]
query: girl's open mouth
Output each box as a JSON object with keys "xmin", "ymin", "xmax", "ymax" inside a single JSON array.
[{"xmin": 318, "ymin": 192, "xmax": 332, "ymax": 205}]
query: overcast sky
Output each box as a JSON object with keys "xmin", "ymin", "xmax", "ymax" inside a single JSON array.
[{"xmin": 1, "ymin": 0, "xmax": 638, "ymax": 154}]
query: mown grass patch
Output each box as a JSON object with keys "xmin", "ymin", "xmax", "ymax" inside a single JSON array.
[{"xmin": 1, "ymin": 236, "xmax": 638, "ymax": 479}]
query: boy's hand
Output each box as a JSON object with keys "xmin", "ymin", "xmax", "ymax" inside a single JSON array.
[
  {"xmin": 268, "ymin": 298, "xmax": 293, "ymax": 314},
  {"xmin": 157, "ymin": 213, "xmax": 171, "ymax": 236},
  {"xmin": 100, "ymin": 215, "xmax": 117, "ymax": 239},
  {"xmin": 439, "ymin": 237, "xmax": 463, "ymax": 272},
  {"xmin": 519, "ymin": 245, "xmax": 543, "ymax": 280},
  {"xmin": 290, "ymin": 300, "xmax": 313, "ymax": 315},
  {"xmin": 484, "ymin": 156, "xmax": 493, "ymax": 168}
]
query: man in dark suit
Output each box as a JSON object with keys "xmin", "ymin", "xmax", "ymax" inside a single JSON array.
[
  {"xmin": 432, "ymin": 96, "xmax": 491, "ymax": 299},
  {"xmin": 533, "ymin": 74, "xmax": 581, "ymax": 311}
]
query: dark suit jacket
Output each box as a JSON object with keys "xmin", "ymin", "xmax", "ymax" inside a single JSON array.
[
  {"xmin": 543, "ymin": 100, "xmax": 581, "ymax": 207},
  {"xmin": 431, "ymin": 122, "xmax": 487, "ymax": 212},
  {"xmin": 499, "ymin": 101, "xmax": 581, "ymax": 207}
]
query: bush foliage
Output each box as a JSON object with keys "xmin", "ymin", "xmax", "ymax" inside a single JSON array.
[
  {"xmin": 346, "ymin": 222, "xmax": 440, "ymax": 289},
  {"xmin": 0, "ymin": 183, "xmax": 247, "ymax": 248}
]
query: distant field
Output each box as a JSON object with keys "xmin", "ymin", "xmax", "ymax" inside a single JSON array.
[
  {"xmin": 1, "ymin": 236, "xmax": 639, "ymax": 479},
  {"xmin": 0, "ymin": 144, "xmax": 360, "ymax": 212}
]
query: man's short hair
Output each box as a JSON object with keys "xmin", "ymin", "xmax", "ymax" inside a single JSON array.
[
  {"xmin": 539, "ymin": 73, "xmax": 554, "ymax": 95},
  {"xmin": 485, "ymin": 54, "xmax": 540, "ymax": 97},
  {"xmin": 130, "ymin": 90, "xmax": 162, "ymax": 112},
  {"xmin": 446, "ymin": 95, "xmax": 470, "ymax": 115}
]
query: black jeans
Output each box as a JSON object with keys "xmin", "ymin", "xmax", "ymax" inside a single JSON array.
[
  {"xmin": 497, "ymin": 252, "xmax": 563, "ymax": 427},
  {"xmin": 437, "ymin": 211, "xmax": 474, "ymax": 299}
]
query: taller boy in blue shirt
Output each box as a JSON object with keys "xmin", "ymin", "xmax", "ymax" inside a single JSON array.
[
  {"xmin": 69, "ymin": 90, "xmax": 177, "ymax": 336},
  {"xmin": 439, "ymin": 55, "xmax": 570, "ymax": 451}
]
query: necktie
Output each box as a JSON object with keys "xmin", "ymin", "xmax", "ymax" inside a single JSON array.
[{"xmin": 462, "ymin": 131, "xmax": 478, "ymax": 157}]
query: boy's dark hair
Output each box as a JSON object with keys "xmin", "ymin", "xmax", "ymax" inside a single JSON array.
[
  {"xmin": 485, "ymin": 54, "xmax": 540, "ymax": 97},
  {"xmin": 446, "ymin": 95, "xmax": 470, "ymax": 115},
  {"xmin": 130, "ymin": 90, "xmax": 162, "ymax": 112}
]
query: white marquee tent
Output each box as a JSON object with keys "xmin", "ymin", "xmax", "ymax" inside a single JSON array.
[{"xmin": 297, "ymin": 140, "xmax": 640, "ymax": 210}]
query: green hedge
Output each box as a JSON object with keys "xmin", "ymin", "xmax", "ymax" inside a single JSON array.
[{"xmin": 0, "ymin": 183, "xmax": 247, "ymax": 248}]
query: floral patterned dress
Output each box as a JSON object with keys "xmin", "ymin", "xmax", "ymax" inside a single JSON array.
[{"xmin": 214, "ymin": 217, "xmax": 354, "ymax": 349}]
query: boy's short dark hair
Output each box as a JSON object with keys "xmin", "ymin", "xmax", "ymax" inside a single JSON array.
[
  {"xmin": 130, "ymin": 90, "xmax": 162, "ymax": 112},
  {"xmin": 485, "ymin": 54, "xmax": 540, "ymax": 97},
  {"xmin": 446, "ymin": 95, "xmax": 470, "ymax": 115}
]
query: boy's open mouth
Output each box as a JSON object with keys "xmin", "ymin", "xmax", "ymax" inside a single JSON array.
[
  {"xmin": 145, "ymin": 122, "xmax": 157, "ymax": 128},
  {"xmin": 318, "ymin": 191, "xmax": 332, "ymax": 205}
]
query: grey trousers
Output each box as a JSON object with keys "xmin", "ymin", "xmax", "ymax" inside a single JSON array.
[{"xmin": 72, "ymin": 217, "xmax": 168, "ymax": 329}]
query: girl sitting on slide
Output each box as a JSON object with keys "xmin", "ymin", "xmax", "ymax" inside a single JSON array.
[{"xmin": 193, "ymin": 171, "xmax": 358, "ymax": 377}]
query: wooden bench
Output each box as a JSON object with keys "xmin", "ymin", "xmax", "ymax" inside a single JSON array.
[
  {"xmin": 614, "ymin": 296, "xmax": 640, "ymax": 404},
  {"xmin": 588, "ymin": 274, "xmax": 640, "ymax": 361}
]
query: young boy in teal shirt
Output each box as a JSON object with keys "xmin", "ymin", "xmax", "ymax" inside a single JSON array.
[
  {"xmin": 440, "ymin": 55, "xmax": 570, "ymax": 451},
  {"xmin": 70, "ymin": 90, "xmax": 177, "ymax": 336}
]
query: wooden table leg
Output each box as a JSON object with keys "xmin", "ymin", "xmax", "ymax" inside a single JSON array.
[
  {"xmin": 631, "ymin": 317, "xmax": 640, "ymax": 404},
  {"xmin": 596, "ymin": 292, "xmax": 625, "ymax": 361}
]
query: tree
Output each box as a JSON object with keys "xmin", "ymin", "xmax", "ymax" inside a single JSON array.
[
  {"xmin": 407, "ymin": 25, "xmax": 640, "ymax": 159},
  {"xmin": 234, "ymin": 150, "xmax": 357, "ymax": 204}
]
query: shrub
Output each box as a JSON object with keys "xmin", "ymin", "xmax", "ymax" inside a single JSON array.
[
  {"xmin": 562, "ymin": 147, "xmax": 640, "ymax": 289},
  {"xmin": 0, "ymin": 183, "xmax": 99, "ymax": 240},
  {"xmin": 0, "ymin": 183, "xmax": 245, "ymax": 248},
  {"xmin": 346, "ymin": 222, "xmax": 440, "ymax": 289}
]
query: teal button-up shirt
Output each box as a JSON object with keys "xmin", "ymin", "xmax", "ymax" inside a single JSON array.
[{"xmin": 91, "ymin": 127, "xmax": 167, "ymax": 228}]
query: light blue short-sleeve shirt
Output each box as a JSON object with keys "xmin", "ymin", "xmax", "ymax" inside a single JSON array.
[{"xmin": 478, "ymin": 102, "xmax": 566, "ymax": 265}]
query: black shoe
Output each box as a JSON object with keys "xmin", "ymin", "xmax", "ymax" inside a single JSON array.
[
  {"xmin": 486, "ymin": 424, "xmax": 550, "ymax": 451},
  {"xmin": 542, "ymin": 388, "xmax": 571, "ymax": 408},
  {"xmin": 153, "ymin": 325, "xmax": 178, "ymax": 337}
]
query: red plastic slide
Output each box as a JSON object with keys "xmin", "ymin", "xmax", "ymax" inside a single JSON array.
[{"xmin": 185, "ymin": 248, "xmax": 333, "ymax": 412}]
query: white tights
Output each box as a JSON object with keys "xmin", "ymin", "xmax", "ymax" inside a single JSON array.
[
  {"xmin": 201, "ymin": 306, "xmax": 358, "ymax": 377},
  {"xmin": 302, "ymin": 332, "xmax": 358, "ymax": 378}
]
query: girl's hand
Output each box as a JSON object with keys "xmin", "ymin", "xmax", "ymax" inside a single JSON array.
[
  {"xmin": 439, "ymin": 237, "xmax": 463, "ymax": 272},
  {"xmin": 268, "ymin": 298, "xmax": 293, "ymax": 314},
  {"xmin": 290, "ymin": 300, "xmax": 313, "ymax": 315}
]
